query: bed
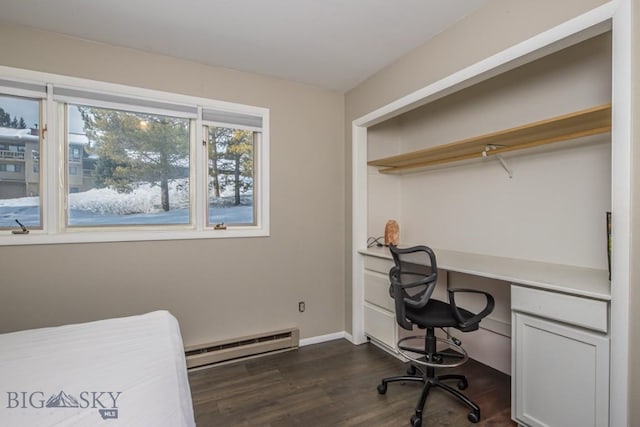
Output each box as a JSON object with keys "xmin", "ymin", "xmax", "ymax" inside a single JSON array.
[{"xmin": 0, "ymin": 310, "xmax": 196, "ymax": 426}]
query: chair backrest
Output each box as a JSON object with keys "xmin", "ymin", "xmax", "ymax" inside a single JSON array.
[{"xmin": 388, "ymin": 245, "xmax": 438, "ymax": 330}]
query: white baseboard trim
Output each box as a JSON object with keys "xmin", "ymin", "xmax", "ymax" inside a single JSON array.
[
  {"xmin": 299, "ymin": 331, "xmax": 350, "ymax": 347},
  {"xmin": 343, "ymin": 332, "xmax": 354, "ymax": 343}
]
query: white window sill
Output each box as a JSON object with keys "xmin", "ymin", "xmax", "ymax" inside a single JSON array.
[{"xmin": 0, "ymin": 227, "xmax": 269, "ymax": 246}]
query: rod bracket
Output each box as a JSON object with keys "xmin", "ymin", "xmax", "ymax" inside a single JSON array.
[{"xmin": 482, "ymin": 145, "xmax": 513, "ymax": 178}]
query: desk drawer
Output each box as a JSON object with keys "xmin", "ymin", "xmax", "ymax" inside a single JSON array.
[
  {"xmin": 364, "ymin": 270, "xmax": 394, "ymax": 311},
  {"xmin": 363, "ymin": 255, "xmax": 393, "ymax": 275},
  {"xmin": 364, "ymin": 303, "xmax": 396, "ymax": 349},
  {"xmin": 511, "ymin": 285, "xmax": 608, "ymax": 333}
]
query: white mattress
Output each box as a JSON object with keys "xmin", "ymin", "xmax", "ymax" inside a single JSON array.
[{"xmin": 0, "ymin": 310, "xmax": 196, "ymax": 426}]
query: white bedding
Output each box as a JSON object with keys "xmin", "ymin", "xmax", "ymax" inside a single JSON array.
[{"xmin": 0, "ymin": 310, "xmax": 196, "ymax": 426}]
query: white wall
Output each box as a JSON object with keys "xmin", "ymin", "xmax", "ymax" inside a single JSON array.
[{"xmin": 368, "ymin": 33, "xmax": 611, "ymax": 268}]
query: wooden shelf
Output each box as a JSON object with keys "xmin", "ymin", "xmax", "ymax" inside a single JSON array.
[{"xmin": 368, "ymin": 103, "xmax": 612, "ymax": 174}]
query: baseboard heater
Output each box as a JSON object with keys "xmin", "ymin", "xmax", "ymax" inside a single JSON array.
[{"xmin": 185, "ymin": 327, "xmax": 299, "ymax": 369}]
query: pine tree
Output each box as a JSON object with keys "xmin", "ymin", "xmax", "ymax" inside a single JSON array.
[
  {"xmin": 207, "ymin": 127, "xmax": 253, "ymax": 205},
  {"xmin": 0, "ymin": 108, "xmax": 11, "ymax": 127},
  {"xmin": 0, "ymin": 108, "xmax": 28, "ymax": 129},
  {"xmin": 80, "ymin": 107, "xmax": 190, "ymax": 211}
]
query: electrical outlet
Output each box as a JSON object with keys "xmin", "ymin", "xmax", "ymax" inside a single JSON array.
[{"xmin": 298, "ymin": 301, "xmax": 305, "ymax": 312}]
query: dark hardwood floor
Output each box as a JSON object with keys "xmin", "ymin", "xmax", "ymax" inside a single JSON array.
[{"xmin": 189, "ymin": 339, "xmax": 515, "ymax": 427}]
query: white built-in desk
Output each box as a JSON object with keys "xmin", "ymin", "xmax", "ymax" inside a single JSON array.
[
  {"xmin": 358, "ymin": 246, "xmax": 611, "ymax": 427},
  {"xmin": 360, "ymin": 245, "xmax": 610, "ymax": 301}
]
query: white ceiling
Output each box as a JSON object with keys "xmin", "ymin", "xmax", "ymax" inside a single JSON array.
[{"xmin": 0, "ymin": 0, "xmax": 487, "ymax": 92}]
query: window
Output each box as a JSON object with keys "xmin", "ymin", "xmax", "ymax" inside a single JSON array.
[
  {"xmin": 69, "ymin": 146, "xmax": 81, "ymax": 161},
  {"xmin": 0, "ymin": 164, "xmax": 22, "ymax": 172},
  {"xmin": 205, "ymin": 125, "xmax": 256, "ymax": 226},
  {"xmin": 0, "ymin": 92, "xmax": 43, "ymax": 230},
  {"xmin": 0, "ymin": 68, "xmax": 269, "ymax": 244},
  {"xmin": 65, "ymin": 104, "xmax": 191, "ymax": 227}
]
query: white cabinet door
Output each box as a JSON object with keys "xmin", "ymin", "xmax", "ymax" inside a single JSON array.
[{"xmin": 512, "ymin": 312, "xmax": 609, "ymax": 427}]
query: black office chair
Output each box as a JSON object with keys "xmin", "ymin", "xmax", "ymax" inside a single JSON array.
[{"xmin": 376, "ymin": 245, "xmax": 495, "ymax": 427}]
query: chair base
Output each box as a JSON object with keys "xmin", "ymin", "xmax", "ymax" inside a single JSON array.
[
  {"xmin": 377, "ymin": 328, "xmax": 481, "ymax": 426},
  {"xmin": 377, "ymin": 366, "xmax": 480, "ymax": 426}
]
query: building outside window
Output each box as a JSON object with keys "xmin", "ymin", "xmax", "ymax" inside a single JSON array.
[{"xmin": 0, "ymin": 94, "xmax": 41, "ymax": 228}]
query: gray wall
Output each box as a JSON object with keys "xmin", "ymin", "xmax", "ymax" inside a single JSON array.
[{"xmin": 0, "ymin": 23, "xmax": 346, "ymax": 347}]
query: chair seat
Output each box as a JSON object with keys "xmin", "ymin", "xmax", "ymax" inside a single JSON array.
[{"xmin": 406, "ymin": 299, "xmax": 479, "ymax": 331}]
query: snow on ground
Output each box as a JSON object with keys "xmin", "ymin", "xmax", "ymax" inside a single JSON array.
[
  {"xmin": 0, "ymin": 180, "xmax": 253, "ymax": 227},
  {"xmin": 68, "ymin": 181, "xmax": 191, "ymax": 215}
]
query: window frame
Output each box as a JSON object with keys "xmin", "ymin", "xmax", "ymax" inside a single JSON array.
[{"xmin": 0, "ymin": 66, "xmax": 270, "ymax": 245}]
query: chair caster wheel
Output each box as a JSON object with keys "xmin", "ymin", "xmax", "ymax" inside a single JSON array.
[
  {"xmin": 377, "ymin": 383, "xmax": 387, "ymax": 394},
  {"xmin": 468, "ymin": 410, "xmax": 480, "ymax": 423},
  {"xmin": 457, "ymin": 378, "xmax": 468, "ymax": 390},
  {"xmin": 407, "ymin": 364, "xmax": 417, "ymax": 375},
  {"xmin": 410, "ymin": 415, "xmax": 422, "ymax": 427}
]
